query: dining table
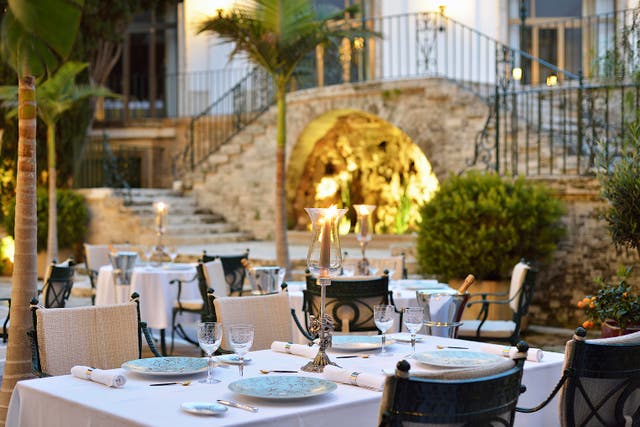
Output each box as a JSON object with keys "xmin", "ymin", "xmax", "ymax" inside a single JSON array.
[
  {"xmin": 95, "ymin": 263, "xmax": 201, "ymax": 354},
  {"xmin": 6, "ymin": 334, "xmax": 564, "ymax": 427},
  {"xmin": 286, "ymin": 279, "xmax": 453, "ymax": 342}
]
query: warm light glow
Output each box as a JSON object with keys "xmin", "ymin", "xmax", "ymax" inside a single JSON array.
[
  {"xmin": 353, "ymin": 37, "xmax": 364, "ymax": 50},
  {"xmin": 154, "ymin": 201, "xmax": 168, "ymax": 214},
  {"xmin": 315, "ymin": 177, "xmax": 339, "ymax": 200},
  {"xmin": 1, "ymin": 236, "xmax": 14, "ymax": 263},
  {"xmin": 512, "ymin": 67, "xmax": 523, "ymax": 81},
  {"xmin": 438, "ymin": 5, "xmax": 446, "ymax": 15},
  {"xmin": 546, "ymin": 74, "xmax": 558, "ymax": 86}
]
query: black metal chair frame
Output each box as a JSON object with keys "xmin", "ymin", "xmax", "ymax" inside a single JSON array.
[
  {"xmin": 463, "ymin": 260, "xmax": 538, "ymax": 345},
  {"xmin": 291, "ymin": 270, "xmax": 397, "ymax": 342},
  {"xmin": 380, "ymin": 342, "xmax": 529, "ymax": 427},
  {"xmin": 40, "ymin": 261, "xmax": 75, "ymax": 309},
  {"xmin": 201, "ymin": 249, "xmax": 249, "ymax": 296},
  {"xmin": 169, "ymin": 259, "xmax": 217, "ymax": 354},
  {"xmin": 516, "ymin": 327, "xmax": 640, "ymax": 426},
  {"xmin": 28, "ymin": 292, "xmax": 161, "ymax": 377},
  {"xmin": 0, "ymin": 297, "xmax": 10, "ymax": 342}
]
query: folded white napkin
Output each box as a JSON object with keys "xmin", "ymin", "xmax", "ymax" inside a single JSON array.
[
  {"xmin": 70, "ymin": 366, "xmax": 127, "ymax": 387},
  {"xmin": 270, "ymin": 341, "xmax": 319, "ymax": 359},
  {"xmin": 322, "ymin": 365, "xmax": 385, "ymax": 391},
  {"xmin": 480, "ymin": 344, "xmax": 544, "ymax": 362}
]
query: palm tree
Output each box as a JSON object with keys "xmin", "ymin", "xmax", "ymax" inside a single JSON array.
[
  {"xmin": 198, "ymin": 0, "xmax": 374, "ymax": 273},
  {"xmin": 0, "ymin": 61, "xmax": 114, "ymax": 264},
  {"xmin": 0, "ymin": 0, "xmax": 84, "ymax": 421}
]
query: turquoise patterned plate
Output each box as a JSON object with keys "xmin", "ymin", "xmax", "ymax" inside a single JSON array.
[
  {"xmin": 181, "ymin": 401, "xmax": 228, "ymax": 415},
  {"xmin": 121, "ymin": 357, "xmax": 208, "ymax": 376},
  {"xmin": 228, "ymin": 375, "xmax": 337, "ymax": 399},
  {"xmin": 414, "ymin": 350, "xmax": 504, "ymax": 368},
  {"xmin": 331, "ymin": 335, "xmax": 395, "ymax": 351}
]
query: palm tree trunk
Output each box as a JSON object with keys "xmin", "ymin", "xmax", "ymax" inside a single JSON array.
[
  {"xmin": 275, "ymin": 78, "xmax": 291, "ymax": 276},
  {"xmin": 47, "ymin": 123, "xmax": 58, "ymax": 264},
  {"xmin": 0, "ymin": 76, "xmax": 39, "ymax": 423}
]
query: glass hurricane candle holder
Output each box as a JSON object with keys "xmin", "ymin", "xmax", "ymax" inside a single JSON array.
[
  {"xmin": 302, "ymin": 206, "xmax": 347, "ymax": 373},
  {"xmin": 151, "ymin": 201, "xmax": 169, "ymax": 265},
  {"xmin": 353, "ymin": 204, "xmax": 376, "ymax": 275}
]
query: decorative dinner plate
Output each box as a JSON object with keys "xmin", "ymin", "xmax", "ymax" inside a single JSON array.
[
  {"xmin": 389, "ymin": 333, "xmax": 426, "ymax": 343},
  {"xmin": 399, "ymin": 280, "xmax": 446, "ymax": 290},
  {"xmin": 228, "ymin": 375, "xmax": 337, "ymax": 399},
  {"xmin": 216, "ymin": 354, "xmax": 252, "ymax": 365},
  {"xmin": 413, "ymin": 350, "xmax": 504, "ymax": 368},
  {"xmin": 181, "ymin": 401, "xmax": 228, "ymax": 415},
  {"xmin": 331, "ymin": 335, "xmax": 394, "ymax": 351},
  {"xmin": 121, "ymin": 357, "xmax": 208, "ymax": 376}
]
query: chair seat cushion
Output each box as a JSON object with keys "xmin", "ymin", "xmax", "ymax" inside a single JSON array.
[
  {"xmin": 173, "ymin": 299, "xmax": 204, "ymax": 311},
  {"xmin": 457, "ymin": 320, "xmax": 516, "ymax": 338}
]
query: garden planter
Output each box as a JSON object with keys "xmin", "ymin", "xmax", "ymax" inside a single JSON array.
[{"xmin": 601, "ymin": 319, "xmax": 640, "ymax": 338}]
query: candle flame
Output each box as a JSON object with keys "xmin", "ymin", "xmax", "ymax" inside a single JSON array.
[{"xmin": 154, "ymin": 202, "xmax": 168, "ymax": 213}]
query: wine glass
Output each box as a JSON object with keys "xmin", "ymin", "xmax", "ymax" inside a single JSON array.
[
  {"xmin": 197, "ymin": 322, "xmax": 223, "ymax": 384},
  {"xmin": 228, "ymin": 324, "xmax": 254, "ymax": 377},
  {"xmin": 402, "ymin": 307, "xmax": 424, "ymax": 357},
  {"xmin": 374, "ymin": 304, "xmax": 395, "ymax": 356},
  {"xmin": 167, "ymin": 245, "xmax": 178, "ymax": 263},
  {"xmin": 144, "ymin": 245, "xmax": 154, "ymax": 268}
]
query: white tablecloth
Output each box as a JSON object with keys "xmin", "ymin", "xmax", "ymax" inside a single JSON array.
[
  {"xmin": 287, "ymin": 280, "xmax": 452, "ymax": 342},
  {"xmin": 95, "ymin": 265, "xmax": 199, "ymax": 330},
  {"xmin": 6, "ymin": 335, "xmax": 564, "ymax": 427}
]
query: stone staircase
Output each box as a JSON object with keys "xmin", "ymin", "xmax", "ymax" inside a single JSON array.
[{"xmin": 125, "ymin": 188, "xmax": 253, "ymax": 246}]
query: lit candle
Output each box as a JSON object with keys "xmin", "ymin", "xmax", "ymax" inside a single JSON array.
[
  {"xmin": 318, "ymin": 206, "xmax": 336, "ymax": 274},
  {"xmin": 155, "ymin": 202, "xmax": 167, "ymax": 231},
  {"xmin": 359, "ymin": 212, "xmax": 368, "ymax": 238}
]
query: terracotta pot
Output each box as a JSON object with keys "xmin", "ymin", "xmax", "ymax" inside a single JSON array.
[{"xmin": 600, "ymin": 319, "xmax": 640, "ymax": 338}]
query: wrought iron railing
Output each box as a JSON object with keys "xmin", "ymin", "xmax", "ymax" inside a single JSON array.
[{"xmin": 181, "ymin": 10, "xmax": 584, "ymax": 177}]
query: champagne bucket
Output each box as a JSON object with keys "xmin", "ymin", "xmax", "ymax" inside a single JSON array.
[
  {"xmin": 416, "ymin": 289, "xmax": 468, "ymax": 338},
  {"xmin": 246, "ymin": 266, "xmax": 285, "ymax": 294},
  {"xmin": 109, "ymin": 251, "xmax": 138, "ymax": 285}
]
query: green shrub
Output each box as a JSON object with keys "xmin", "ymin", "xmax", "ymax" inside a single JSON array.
[
  {"xmin": 416, "ymin": 171, "xmax": 566, "ymax": 280},
  {"xmin": 598, "ymin": 120, "xmax": 640, "ymax": 256},
  {"xmin": 3, "ymin": 188, "xmax": 88, "ymax": 253}
]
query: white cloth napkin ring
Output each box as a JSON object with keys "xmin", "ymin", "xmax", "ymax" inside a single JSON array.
[
  {"xmin": 349, "ymin": 371, "xmax": 360, "ymax": 386},
  {"xmin": 284, "ymin": 343, "xmax": 292, "ymax": 352},
  {"xmin": 85, "ymin": 367, "xmax": 94, "ymax": 379}
]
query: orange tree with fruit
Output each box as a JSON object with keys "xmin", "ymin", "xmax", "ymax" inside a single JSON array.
[{"xmin": 577, "ymin": 266, "xmax": 640, "ymax": 332}]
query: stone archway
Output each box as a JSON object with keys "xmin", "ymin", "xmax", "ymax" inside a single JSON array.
[{"xmin": 286, "ymin": 109, "xmax": 439, "ymax": 233}]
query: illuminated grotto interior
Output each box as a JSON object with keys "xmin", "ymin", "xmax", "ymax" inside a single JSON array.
[{"xmin": 289, "ymin": 109, "xmax": 439, "ymax": 234}]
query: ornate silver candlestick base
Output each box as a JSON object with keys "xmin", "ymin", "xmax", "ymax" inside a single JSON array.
[{"xmin": 301, "ymin": 277, "xmax": 339, "ymax": 373}]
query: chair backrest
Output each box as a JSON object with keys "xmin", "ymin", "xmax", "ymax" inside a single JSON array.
[
  {"xmin": 83, "ymin": 244, "xmax": 111, "ymax": 273},
  {"xmin": 41, "ymin": 260, "xmax": 75, "ymax": 308},
  {"xmin": 202, "ymin": 258, "xmax": 228, "ymax": 297},
  {"xmin": 213, "ymin": 291, "xmax": 292, "ymax": 351},
  {"xmin": 32, "ymin": 302, "xmax": 141, "ymax": 376},
  {"xmin": 202, "ymin": 250, "xmax": 249, "ymax": 295},
  {"xmin": 510, "ymin": 262, "xmax": 537, "ymax": 324},
  {"xmin": 379, "ymin": 344, "xmax": 528, "ymax": 426},
  {"xmin": 303, "ymin": 272, "xmax": 391, "ymax": 333},
  {"xmin": 558, "ymin": 328, "xmax": 640, "ymax": 427}
]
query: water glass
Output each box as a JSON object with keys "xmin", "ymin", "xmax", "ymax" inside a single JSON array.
[
  {"xmin": 374, "ymin": 304, "xmax": 395, "ymax": 356},
  {"xmin": 228, "ymin": 324, "xmax": 254, "ymax": 376},
  {"xmin": 197, "ymin": 322, "xmax": 223, "ymax": 384},
  {"xmin": 402, "ymin": 307, "xmax": 424, "ymax": 357}
]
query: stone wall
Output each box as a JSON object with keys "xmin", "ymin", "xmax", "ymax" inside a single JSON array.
[{"xmin": 193, "ymin": 78, "xmax": 488, "ymax": 239}]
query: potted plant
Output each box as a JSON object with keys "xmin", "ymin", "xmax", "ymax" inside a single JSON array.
[
  {"xmin": 578, "ymin": 266, "xmax": 640, "ymax": 337},
  {"xmin": 415, "ymin": 171, "xmax": 566, "ymax": 320}
]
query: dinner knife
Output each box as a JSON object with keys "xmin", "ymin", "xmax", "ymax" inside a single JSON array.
[{"xmin": 217, "ymin": 399, "xmax": 259, "ymax": 413}]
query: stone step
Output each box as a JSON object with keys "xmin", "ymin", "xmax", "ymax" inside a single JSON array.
[{"xmin": 164, "ymin": 231, "xmax": 252, "ymax": 245}]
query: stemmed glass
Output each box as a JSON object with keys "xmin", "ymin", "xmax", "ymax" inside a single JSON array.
[
  {"xmin": 197, "ymin": 322, "xmax": 223, "ymax": 384},
  {"xmin": 167, "ymin": 245, "xmax": 178, "ymax": 263},
  {"xmin": 402, "ymin": 307, "xmax": 425, "ymax": 357},
  {"xmin": 374, "ymin": 304, "xmax": 395, "ymax": 356},
  {"xmin": 228, "ymin": 324, "xmax": 254, "ymax": 377},
  {"xmin": 144, "ymin": 245, "xmax": 154, "ymax": 268}
]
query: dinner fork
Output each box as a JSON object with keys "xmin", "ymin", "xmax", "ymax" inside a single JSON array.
[{"xmin": 149, "ymin": 380, "xmax": 191, "ymax": 386}]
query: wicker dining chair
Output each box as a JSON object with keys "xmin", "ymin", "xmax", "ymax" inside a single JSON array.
[
  {"xmin": 457, "ymin": 260, "xmax": 538, "ymax": 345},
  {"xmin": 213, "ymin": 288, "xmax": 292, "ymax": 351},
  {"xmin": 291, "ymin": 270, "xmax": 396, "ymax": 341},
  {"xmin": 28, "ymin": 292, "xmax": 161, "ymax": 377},
  {"xmin": 379, "ymin": 341, "xmax": 529, "ymax": 426},
  {"xmin": 516, "ymin": 327, "xmax": 640, "ymax": 426},
  {"xmin": 201, "ymin": 249, "xmax": 249, "ymax": 296},
  {"xmin": 40, "ymin": 259, "xmax": 76, "ymax": 308}
]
